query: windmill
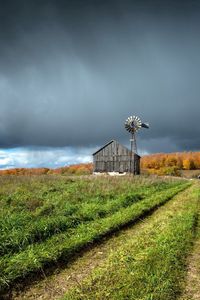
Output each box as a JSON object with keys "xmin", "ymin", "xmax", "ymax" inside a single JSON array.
[{"xmin": 125, "ymin": 115, "xmax": 149, "ymax": 174}]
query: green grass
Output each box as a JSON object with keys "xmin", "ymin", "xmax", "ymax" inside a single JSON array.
[
  {"xmin": 179, "ymin": 202, "xmax": 200, "ymax": 300},
  {"xmin": 0, "ymin": 176, "xmax": 190, "ymax": 293},
  {"xmin": 0, "ymin": 176, "xmax": 183, "ymax": 258},
  {"xmin": 0, "ymin": 177, "xmax": 181, "ymax": 257},
  {"xmin": 63, "ymin": 184, "xmax": 200, "ymax": 300}
]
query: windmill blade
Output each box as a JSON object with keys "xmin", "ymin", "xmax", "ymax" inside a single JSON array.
[
  {"xmin": 124, "ymin": 115, "xmax": 142, "ymax": 133},
  {"xmin": 141, "ymin": 123, "xmax": 149, "ymax": 129}
]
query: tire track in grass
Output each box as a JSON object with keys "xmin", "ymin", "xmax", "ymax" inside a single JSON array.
[
  {"xmin": 179, "ymin": 195, "xmax": 200, "ymax": 300},
  {"xmin": 10, "ymin": 184, "xmax": 193, "ymax": 300},
  {"xmin": 63, "ymin": 184, "xmax": 199, "ymax": 300}
]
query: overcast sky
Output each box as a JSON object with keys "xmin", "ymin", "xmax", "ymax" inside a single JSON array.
[{"xmin": 0, "ymin": 0, "xmax": 200, "ymax": 168}]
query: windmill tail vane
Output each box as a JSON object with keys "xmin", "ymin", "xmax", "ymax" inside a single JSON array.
[{"xmin": 141, "ymin": 123, "xmax": 149, "ymax": 129}]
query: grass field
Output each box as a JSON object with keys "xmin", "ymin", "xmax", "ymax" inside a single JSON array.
[
  {"xmin": 0, "ymin": 175, "xmax": 190, "ymax": 295},
  {"xmin": 64, "ymin": 184, "xmax": 200, "ymax": 300}
]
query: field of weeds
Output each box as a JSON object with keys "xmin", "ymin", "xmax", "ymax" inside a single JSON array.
[{"xmin": 0, "ymin": 175, "xmax": 191, "ymax": 297}]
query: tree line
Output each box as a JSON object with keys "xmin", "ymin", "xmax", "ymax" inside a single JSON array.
[{"xmin": 141, "ymin": 152, "xmax": 200, "ymax": 175}]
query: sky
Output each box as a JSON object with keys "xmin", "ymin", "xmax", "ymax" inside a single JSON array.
[{"xmin": 0, "ymin": 0, "xmax": 200, "ymax": 169}]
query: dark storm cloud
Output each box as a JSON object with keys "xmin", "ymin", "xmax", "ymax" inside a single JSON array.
[{"xmin": 0, "ymin": 0, "xmax": 200, "ymax": 152}]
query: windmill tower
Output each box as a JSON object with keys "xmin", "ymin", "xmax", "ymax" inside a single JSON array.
[{"xmin": 125, "ymin": 115, "xmax": 149, "ymax": 174}]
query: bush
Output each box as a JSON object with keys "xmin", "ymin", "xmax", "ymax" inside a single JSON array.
[{"xmin": 159, "ymin": 166, "xmax": 181, "ymax": 176}]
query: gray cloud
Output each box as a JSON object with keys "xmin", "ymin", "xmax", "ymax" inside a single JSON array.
[{"xmin": 0, "ymin": 0, "xmax": 200, "ymax": 153}]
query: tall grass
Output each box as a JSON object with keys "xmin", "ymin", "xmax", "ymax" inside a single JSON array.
[
  {"xmin": 0, "ymin": 192, "xmax": 143, "ymax": 256},
  {"xmin": 0, "ymin": 179, "xmax": 189, "ymax": 292},
  {"xmin": 0, "ymin": 176, "xmax": 182, "ymax": 257}
]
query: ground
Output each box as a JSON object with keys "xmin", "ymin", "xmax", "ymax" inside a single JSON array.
[{"xmin": 0, "ymin": 175, "xmax": 200, "ymax": 300}]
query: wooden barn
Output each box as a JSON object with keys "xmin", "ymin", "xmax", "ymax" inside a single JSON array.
[{"xmin": 93, "ymin": 140, "xmax": 140, "ymax": 174}]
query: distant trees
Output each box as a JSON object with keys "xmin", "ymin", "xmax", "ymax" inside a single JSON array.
[
  {"xmin": 141, "ymin": 152, "xmax": 200, "ymax": 175},
  {"xmin": 0, "ymin": 163, "xmax": 93, "ymax": 176},
  {"xmin": 53, "ymin": 163, "xmax": 93, "ymax": 175},
  {"xmin": 0, "ymin": 168, "xmax": 50, "ymax": 176},
  {"xmin": 182, "ymin": 158, "xmax": 195, "ymax": 170}
]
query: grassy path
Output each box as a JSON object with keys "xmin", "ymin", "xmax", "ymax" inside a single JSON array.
[
  {"xmin": 179, "ymin": 208, "xmax": 200, "ymax": 300},
  {"xmin": 64, "ymin": 183, "xmax": 200, "ymax": 300},
  {"xmin": 11, "ymin": 183, "xmax": 198, "ymax": 300}
]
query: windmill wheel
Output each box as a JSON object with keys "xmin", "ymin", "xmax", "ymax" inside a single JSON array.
[{"xmin": 125, "ymin": 116, "xmax": 142, "ymax": 133}]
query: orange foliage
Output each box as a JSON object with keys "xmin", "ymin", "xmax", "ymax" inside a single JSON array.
[
  {"xmin": 141, "ymin": 152, "xmax": 200, "ymax": 172},
  {"xmin": 49, "ymin": 163, "xmax": 93, "ymax": 175},
  {"xmin": 0, "ymin": 168, "xmax": 49, "ymax": 176},
  {"xmin": 0, "ymin": 163, "xmax": 93, "ymax": 176}
]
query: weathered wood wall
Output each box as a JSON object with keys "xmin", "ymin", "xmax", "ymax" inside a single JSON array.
[{"xmin": 93, "ymin": 140, "xmax": 140, "ymax": 174}]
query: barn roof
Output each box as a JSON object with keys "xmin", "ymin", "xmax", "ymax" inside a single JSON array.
[{"xmin": 92, "ymin": 139, "xmax": 141, "ymax": 157}]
